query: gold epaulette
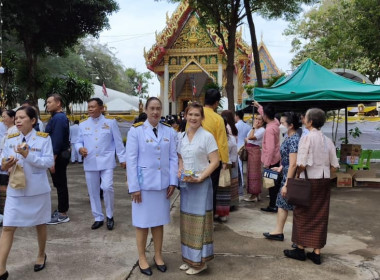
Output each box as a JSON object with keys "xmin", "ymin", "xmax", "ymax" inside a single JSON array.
[
  {"xmin": 105, "ymin": 116, "xmax": 114, "ymax": 120},
  {"xmin": 79, "ymin": 118, "xmax": 87, "ymax": 123},
  {"xmin": 36, "ymin": 131, "xmax": 49, "ymax": 138},
  {"xmin": 133, "ymin": 122, "xmax": 144, "ymax": 128},
  {"xmin": 161, "ymin": 122, "xmax": 171, "ymax": 127},
  {"xmin": 8, "ymin": 132, "xmax": 20, "ymax": 139}
]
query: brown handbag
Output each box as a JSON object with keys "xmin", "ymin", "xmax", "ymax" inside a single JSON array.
[
  {"xmin": 9, "ymin": 163, "xmax": 26, "ymax": 189},
  {"xmin": 286, "ymin": 169, "xmax": 311, "ymax": 207},
  {"xmin": 238, "ymin": 145, "xmax": 248, "ymax": 161}
]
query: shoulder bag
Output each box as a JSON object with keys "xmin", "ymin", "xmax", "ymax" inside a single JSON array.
[
  {"xmin": 238, "ymin": 145, "xmax": 248, "ymax": 161},
  {"xmin": 286, "ymin": 169, "xmax": 311, "ymax": 207}
]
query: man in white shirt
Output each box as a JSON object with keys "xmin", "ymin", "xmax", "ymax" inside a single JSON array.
[
  {"xmin": 235, "ymin": 110, "xmax": 251, "ymax": 195},
  {"xmin": 69, "ymin": 120, "xmax": 81, "ymax": 163}
]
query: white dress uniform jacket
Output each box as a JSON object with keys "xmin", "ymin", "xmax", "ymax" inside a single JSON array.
[
  {"xmin": 2, "ymin": 130, "xmax": 54, "ymax": 197},
  {"xmin": 76, "ymin": 115, "xmax": 126, "ymax": 171},
  {"xmin": 126, "ymin": 120, "xmax": 178, "ymax": 193}
]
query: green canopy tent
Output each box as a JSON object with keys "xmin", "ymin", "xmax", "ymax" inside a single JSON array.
[
  {"xmin": 253, "ymin": 58, "xmax": 380, "ymax": 111},
  {"xmin": 238, "ymin": 58, "xmax": 380, "ymax": 141}
]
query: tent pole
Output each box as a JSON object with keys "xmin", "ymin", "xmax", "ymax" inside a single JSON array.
[{"xmin": 345, "ymin": 106, "xmax": 348, "ymax": 144}]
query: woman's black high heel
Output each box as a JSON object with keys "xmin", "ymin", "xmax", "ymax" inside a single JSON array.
[{"xmin": 0, "ymin": 271, "xmax": 9, "ymax": 280}]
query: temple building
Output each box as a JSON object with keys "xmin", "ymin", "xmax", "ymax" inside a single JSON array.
[{"xmin": 145, "ymin": 1, "xmax": 281, "ymax": 115}]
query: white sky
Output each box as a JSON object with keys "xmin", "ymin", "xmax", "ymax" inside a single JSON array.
[{"xmin": 98, "ymin": 1, "xmax": 298, "ymax": 95}]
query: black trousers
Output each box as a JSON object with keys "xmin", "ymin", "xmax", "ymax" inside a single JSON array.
[
  {"xmin": 268, "ymin": 161, "xmax": 282, "ymax": 208},
  {"xmin": 51, "ymin": 153, "xmax": 70, "ymax": 213},
  {"xmin": 210, "ymin": 162, "xmax": 222, "ymax": 213}
]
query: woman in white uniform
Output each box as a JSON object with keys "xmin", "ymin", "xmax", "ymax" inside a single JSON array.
[
  {"xmin": 126, "ymin": 97, "xmax": 178, "ymax": 276},
  {"xmin": 0, "ymin": 106, "xmax": 54, "ymax": 280},
  {"xmin": 0, "ymin": 110, "xmax": 18, "ymax": 225}
]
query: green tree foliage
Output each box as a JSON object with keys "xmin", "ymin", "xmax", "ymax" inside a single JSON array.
[
  {"xmin": 3, "ymin": 0, "xmax": 119, "ymax": 103},
  {"xmin": 285, "ymin": 0, "xmax": 380, "ymax": 83},
  {"xmin": 244, "ymin": 0, "xmax": 316, "ymax": 88},
  {"xmin": 44, "ymin": 73, "xmax": 93, "ymax": 114},
  {"xmin": 125, "ymin": 68, "xmax": 153, "ymax": 97}
]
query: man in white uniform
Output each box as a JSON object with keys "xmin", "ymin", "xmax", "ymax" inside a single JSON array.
[
  {"xmin": 69, "ymin": 120, "xmax": 81, "ymax": 163},
  {"xmin": 76, "ymin": 98, "xmax": 126, "ymax": 230},
  {"xmin": 235, "ymin": 110, "xmax": 251, "ymax": 195}
]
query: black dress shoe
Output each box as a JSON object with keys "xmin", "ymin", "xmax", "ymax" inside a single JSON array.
[
  {"xmin": 260, "ymin": 206, "xmax": 278, "ymax": 213},
  {"xmin": 34, "ymin": 254, "xmax": 47, "ymax": 272},
  {"xmin": 284, "ymin": 248, "xmax": 306, "ymax": 261},
  {"xmin": 307, "ymin": 251, "xmax": 321, "ymax": 265},
  {"xmin": 107, "ymin": 217, "xmax": 114, "ymax": 230},
  {"xmin": 263, "ymin": 232, "xmax": 284, "ymax": 241},
  {"xmin": 153, "ymin": 257, "xmax": 167, "ymax": 272},
  {"xmin": 139, "ymin": 263, "xmax": 152, "ymax": 276},
  {"xmin": 91, "ymin": 221, "xmax": 104, "ymax": 230},
  {"xmin": 0, "ymin": 271, "xmax": 8, "ymax": 280}
]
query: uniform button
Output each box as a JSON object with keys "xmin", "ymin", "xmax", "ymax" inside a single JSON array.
[
  {"xmin": 95, "ymin": 130, "xmax": 98, "ymax": 132},
  {"xmin": 158, "ymin": 167, "xmax": 160, "ymax": 170},
  {"xmin": 95, "ymin": 138, "xmax": 98, "ymax": 140},
  {"xmin": 158, "ymin": 158, "xmax": 160, "ymax": 160},
  {"xmin": 96, "ymin": 154, "xmax": 99, "ymax": 157},
  {"xmin": 96, "ymin": 146, "xmax": 98, "ymax": 148},
  {"xmin": 157, "ymin": 147, "xmax": 160, "ymax": 150}
]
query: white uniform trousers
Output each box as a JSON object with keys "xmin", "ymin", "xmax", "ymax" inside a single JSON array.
[
  {"xmin": 238, "ymin": 158, "xmax": 244, "ymax": 195},
  {"xmin": 71, "ymin": 144, "xmax": 82, "ymax": 163},
  {"xmin": 85, "ymin": 169, "xmax": 114, "ymax": 221}
]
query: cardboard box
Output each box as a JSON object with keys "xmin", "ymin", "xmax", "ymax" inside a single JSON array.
[
  {"xmin": 340, "ymin": 144, "xmax": 361, "ymax": 162},
  {"xmin": 346, "ymin": 156, "xmax": 360, "ymax": 164},
  {"xmin": 336, "ymin": 170, "xmax": 357, "ymax": 188}
]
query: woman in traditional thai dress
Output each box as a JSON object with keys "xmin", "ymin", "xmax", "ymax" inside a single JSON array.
[
  {"xmin": 220, "ymin": 110, "xmax": 239, "ymax": 209},
  {"xmin": 244, "ymin": 114, "xmax": 265, "ymax": 202},
  {"xmin": 177, "ymin": 102, "xmax": 219, "ymax": 275},
  {"xmin": 263, "ymin": 112, "xmax": 301, "ymax": 242},
  {"xmin": 215, "ymin": 115, "xmax": 237, "ymax": 222},
  {"xmin": 284, "ymin": 108, "xmax": 339, "ymax": 265}
]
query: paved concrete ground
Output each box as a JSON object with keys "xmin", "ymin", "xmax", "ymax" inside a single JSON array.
[{"xmin": 4, "ymin": 164, "xmax": 380, "ymax": 280}]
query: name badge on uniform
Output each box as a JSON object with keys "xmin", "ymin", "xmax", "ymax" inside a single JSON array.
[
  {"xmin": 85, "ymin": 127, "xmax": 91, "ymax": 130},
  {"xmin": 163, "ymin": 138, "xmax": 169, "ymax": 142},
  {"xmin": 102, "ymin": 123, "xmax": 110, "ymax": 129},
  {"xmin": 30, "ymin": 148, "xmax": 41, "ymax": 152}
]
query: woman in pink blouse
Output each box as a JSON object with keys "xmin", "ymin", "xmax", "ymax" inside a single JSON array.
[{"xmin": 284, "ymin": 108, "xmax": 339, "ymax": 265}]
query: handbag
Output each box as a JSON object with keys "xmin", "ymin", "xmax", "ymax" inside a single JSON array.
[
  {"xmin": 286, "ymin": 169, "xmax": 311, "ymax": 207},
  {"xmin": 262, "ymin": 168, "xmax": 279, "ymax": 189},
  {"xmin": 218, "ymin": 168, "xmax": 231, "ymax": 187},
  {"xmin": 9, "ymin": 163, "xmax": 26, "ymax": 189},
  {"xmin": 238, "ymin": 145, "xmax": 248, "ymax": 161}
]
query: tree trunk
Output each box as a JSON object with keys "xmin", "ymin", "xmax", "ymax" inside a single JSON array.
[
  {"xmin": 225, "ymin": 33, "xmax": 236, "ymax": 112},
  {"xmin": 23, "ymin": 38, "xmax": 38, "ymax": 105},
  {"xmin": 244, "ymin": 0, "xmax": 263, "ymax": 88}
]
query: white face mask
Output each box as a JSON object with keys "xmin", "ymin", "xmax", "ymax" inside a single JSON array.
[{"xmin": 279, "ymin": 124, "xmax": 288, "ymax": 135}]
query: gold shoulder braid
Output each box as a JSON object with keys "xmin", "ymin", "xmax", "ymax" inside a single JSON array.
[
  {"xmin": 161, "ymin": 122, "xmax": 171, "ymax": 127},
  {"xmin": 133, "ymin": 122, "xmax": 144, "ymax": 128},
  {"xmin": 8, "ymin": 132, "xmax": 20, "ymax": 139},
  {"xmin": 36, "ymin": 131, "xmax": 49, "ymax": 138}
]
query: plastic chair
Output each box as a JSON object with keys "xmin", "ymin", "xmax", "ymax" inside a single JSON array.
[{"xmin": 347, "ymin": 150, "xmax": 373, "ymax": 170}]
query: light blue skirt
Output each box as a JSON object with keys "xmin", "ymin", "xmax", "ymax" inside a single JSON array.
[
  {"xmin": 132, "ymin": 189, "xmax": 170, "ymax": 228},
  {"xmin": 180, "ymin": 177, "xmax": 214, "ymax": 268}
]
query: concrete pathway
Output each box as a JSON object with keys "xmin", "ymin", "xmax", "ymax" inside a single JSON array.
[{"xmin": 4, "ymin": 164, "xmax": 380, "ymax": 280}]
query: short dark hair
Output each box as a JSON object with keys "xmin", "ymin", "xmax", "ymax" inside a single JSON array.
[
  {"xmin": 263, "ymin": 104, "xmax": 275, "ymax": 120},
  {"xmin": 88, "ymin": 97, "xmax": 103, "ymax": 107},
  {"xmin": 236, "ymin": 110, "xmax": 244, "ymax": 120},
  {"xmin": 16, "ymin": 106, "xmax": 37, "ymax": 127},
  {"xmin": 74, "ymin": 120, "xmax": 79, "ymax": 125},
  {"xmin": 204, "ymin": 89, "xmax": 221, "ymax": 106},
  {"xmin": 145, "ymin": 97, "xmax": 162, "ymax": 109},
  {"xmin": 185, "ymin": 102, "xmax": 204, "ymax": 118},
  {"xmin": 48, "ymin": 93, "xmax": 64, "ymax": 107},
  {"xmin": 3, "ymin": 109, "xmax": 16, "ymax": 119},
  {"xmin": 282, "ymin": 112, "xmax": 301, "ymax": 130},
  {"xmin": 306, "ymin": 108, "xmax": 326, "ymax": 129}
]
